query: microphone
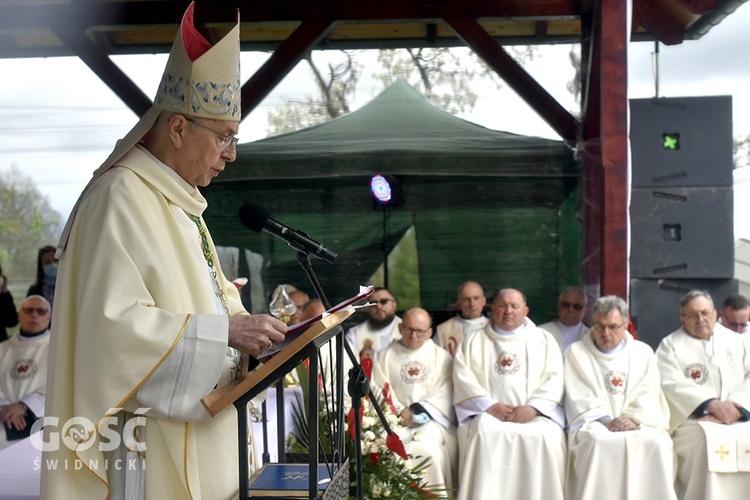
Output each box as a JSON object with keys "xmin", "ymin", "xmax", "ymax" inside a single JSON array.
[{"xmin": 238, "ymin": 203, "xmax": 337, "ymax": 263}]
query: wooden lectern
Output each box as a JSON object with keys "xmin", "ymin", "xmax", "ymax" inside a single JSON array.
[{"xmin": 202, "ymin": 308, "xmax": 355, "ymax": 499}]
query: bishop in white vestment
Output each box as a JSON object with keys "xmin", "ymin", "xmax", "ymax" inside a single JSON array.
[
  {"xmin": 453, "ymin": 289, "xmax": 566, "ymax": 500},
  {"xmin": 564, "ymin": 295, "xmax": 676, "ymax": 500},
  {"xmin": 656, "ymin": 290, "xmax": 750, "ymax": 500},
  {"xmin": 372, "ymin": 308, "xmax": 457, "ymax": 493},
  {"xmin": 40, "ymin": 5, "xmax": 287, "ymax": 499}
]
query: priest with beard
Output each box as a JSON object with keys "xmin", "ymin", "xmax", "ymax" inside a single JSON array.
[{"xmin": 345, "ymin": 287, "xmax": 401, "ymax": 361}]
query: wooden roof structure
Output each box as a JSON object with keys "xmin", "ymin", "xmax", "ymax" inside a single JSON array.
[{"xmin": 0, "ymin": 0, "xmax": 746, "ymax": 299}]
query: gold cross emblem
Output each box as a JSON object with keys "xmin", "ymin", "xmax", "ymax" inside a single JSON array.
[{"xmin": 716, "ymin": 445, "xmax": 730, "ymax": 460}]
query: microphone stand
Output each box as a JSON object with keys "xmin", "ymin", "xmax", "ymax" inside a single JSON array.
[{"xmin": 296, "ymin": 250, "xmax": 400, "ymax": 500}]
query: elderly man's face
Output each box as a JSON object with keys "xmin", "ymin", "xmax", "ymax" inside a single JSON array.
[
  {"xmin": 680, "ymin": 296, "xmax": 717, "ymax": 340},
  {"xmin": 720, "ymin": 306, "xmax": 750, "ymax": 333},
  {"xmin": 399, "ymin": 309, "xmax": 433, "ymax": 350},
  {"xmin": 558, "ymin": 289, "xmax": 587, "ymax": 327},
  {"xmin": 458, "ymin": 282, "xmax": 486, "ymax": 319},
  {"xmin": 19, "ymin": 296, "xmax": 51, "ymax": 334},
  {"xmin": 288, "ymin": 290, "xmax": 310, "ymax": 325},
  {"xmin": 368, "ymin": 290, "xmax": 397, "ymax": 328},
  {"xmin": 491, "ymin": 289, "xmax": 529, "ymax": 331},
  {"xmin": 173, "ymin": 115, "xmax": 239, "ymax": 187},
  {"xmin": 591, "ymin": 309, "xmax": 627, "ymax": 351}
]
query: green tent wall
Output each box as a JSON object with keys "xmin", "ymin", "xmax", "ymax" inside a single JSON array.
[{"xmin": 202, "ymin": 81, "xmax": 580, "ymax": 323}]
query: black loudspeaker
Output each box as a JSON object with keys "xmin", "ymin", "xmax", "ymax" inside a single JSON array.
[
  {"xmin": 630, "ymin": 278, "xmax": 738, "ymax": 350},
  {"xmin": 630, "ymin": 96, "xmax": 733, "ymax": 188},
  {"xmin": 630, "ymin": 187, "xmax": 734, "ymax": 279}
]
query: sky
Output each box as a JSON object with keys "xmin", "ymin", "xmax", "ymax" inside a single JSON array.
[{"xmin": 1, "ymin": 4, "xmax": 750, "ymax": 238}]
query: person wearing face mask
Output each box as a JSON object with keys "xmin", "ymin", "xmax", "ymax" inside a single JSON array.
[{"xmin": 26, "ymin": 245, "xmax": 57, "ymax": 309}]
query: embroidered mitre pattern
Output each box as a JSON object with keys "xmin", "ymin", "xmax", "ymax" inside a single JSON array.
[{"xmin": 156, "ymin": 73, "xmax": 240, "ymax": 118}]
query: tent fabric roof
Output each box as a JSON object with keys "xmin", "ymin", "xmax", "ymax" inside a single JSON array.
[{"xmin": 218, "ymin": 80, "xmax": 577, "ymax": 181}]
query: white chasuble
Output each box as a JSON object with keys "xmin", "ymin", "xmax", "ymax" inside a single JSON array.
[
  {"xmin": 538, "ymin": 319, "xmax": 586, "ymax": 354},
  {"xmin": 372, "ymin": 340, "xmax": 457, "ymax": 490},
  {"xmin": 452, "ymin": 323, "xmax": 566, "ymax": 500},
  {"xmin": 656, "ymin": 325, "xmax": 750, "ymax": 500},
  {"xmin": 41, "ymin": 146, "xmax": 253, "ymax": 500},
  {"xmin": 435, "ymin": 315, "xmax": 488, "ymax": 357},
  {"xmin": 0, "ymin": 330, "xmax": 50, "ymax": 450},
  {"xmin": 564, "ymin": 332, "xmax": 676, "ymax": 500},
  {"xmin": 345, "ymin": 316, "xmax": 401, "ymax": 359}
]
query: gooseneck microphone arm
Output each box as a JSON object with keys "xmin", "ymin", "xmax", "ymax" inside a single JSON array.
[{"xmin": 238, "ymin": 203, "xmax": 337, "ymax": 263}]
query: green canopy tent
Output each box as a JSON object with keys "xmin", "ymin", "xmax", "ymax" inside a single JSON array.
[{"xmin": 203, "ymin": 80, "xmax": 580, "ymax": 321}]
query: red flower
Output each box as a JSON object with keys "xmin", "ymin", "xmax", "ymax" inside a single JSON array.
[
  {"xmin": 386, "ymin": 433, "xmax": 408, "ymax": 460},
  {"xmin": 381, "ymin": 383, "xmax": 398, "ymax": 415},
  {"xmin": 368, "ymin": 452, "xmax": 380, "ymax": 465}
]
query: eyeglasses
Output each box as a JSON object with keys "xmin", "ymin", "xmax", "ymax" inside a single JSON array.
[
  {"xmin": 725, "ymin": 321, "xmax": 749, "ymax": 331},
  {"xmin": 22, "ymin": 307, "xmax": 50, "ymax": 316},
  {"xmin": 373, "ymin": 298, "xmax": 395, "ymax": 306},
  {"xmin": 402, "ymin": 326, "xmax": 431, "ymax": 335},
  {"xmin": 681, "ymin": 310, "xmax": 714, "ymax": 321},
  {"xmin": 184, "ymin": 116, "xmax": 239, "ymax": 151},
  {"xmin": 592, "ymin": 322, "xmax": 626, "ymax": 333},
  {"xmin": 560, "ymin": 301, "xmax": 584, "ymax": 311}
]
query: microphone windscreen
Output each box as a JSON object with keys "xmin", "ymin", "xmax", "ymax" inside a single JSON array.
[{"xmin": 238, "ymin": 203, "xmax": 271, "ymax": 233}]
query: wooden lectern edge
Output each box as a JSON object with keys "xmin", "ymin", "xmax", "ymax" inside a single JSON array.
[{"xmin": 201, "ymin": 307, "xmax": 355, "ymax": 417}]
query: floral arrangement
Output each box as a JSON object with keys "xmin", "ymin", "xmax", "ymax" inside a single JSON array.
[{"xmin": 288, "ymin": 364, "xmax": 441, "ymax": 498}]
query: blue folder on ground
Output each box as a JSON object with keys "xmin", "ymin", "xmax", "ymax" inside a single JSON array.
[{"xmin": 248, "ymin": 463, "xmax": 336, "ymax": 497}]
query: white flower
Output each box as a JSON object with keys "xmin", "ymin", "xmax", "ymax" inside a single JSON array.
[
  {"xmin": 363, "ymin": 430, "xmax": 376, "ymax": 442},
  {"xmin": 362, "ymin": 415, "xmax": 377, "ymax": 428}
]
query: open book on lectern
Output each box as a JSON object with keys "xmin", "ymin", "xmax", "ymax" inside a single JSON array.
[
  {"xmin": 201, "ymin": 285, "xmax": 374, "ymax": 417},
  {"xmin": 258, "ymin": 284, "xmax": 374, "ymax": 358}
]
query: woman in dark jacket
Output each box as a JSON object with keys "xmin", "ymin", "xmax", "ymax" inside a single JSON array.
[{"xmin": 0, "ymin": 263, "xmax": 18, "ymax": 342}]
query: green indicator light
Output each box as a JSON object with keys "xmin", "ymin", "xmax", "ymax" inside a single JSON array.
[{"xmin": 662, "ymin": 133, "xmax": 680, "ymax": 150}]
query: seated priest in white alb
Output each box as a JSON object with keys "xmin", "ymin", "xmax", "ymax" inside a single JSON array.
[
  {"xmin": 0, "ymin": 295, "xmax": 52, "ymax": 450},
  {"xmin": 656, "ymin": 290, "xmax": 750, "ymax": 500},
  {"xmin": 371, "ymin": 307, "xmax": 457, "ymax": 493},
  {"xmin": 564, "ymin": 295, "xmax": 676, "ymax": 500},
  {"xmin": 435, "ymin": 281, "xmax": 488, "ymax": 357},
  {"xmin": 345, "ymin": 287, "xmax": 401, "ymax": 361},
  {"xmin": 538, "ymin": 285, "xmax": 588, "ymax": 354},
  {"xmin": 453, "ymin": 288, "xmax": 566, "ymax": 500}
]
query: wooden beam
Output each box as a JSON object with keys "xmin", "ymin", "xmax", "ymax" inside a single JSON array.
[
  {"xmin": 599, "ymin": 0, "xmax": 629, "ymax": 298},
  {"xmin": 632, "ymin": 0, "xmax": 696, "ymax": 45},
  {"xmin": 50, "ymin": 25, "xmax": 152, "ymax": 117},
  {"xmin": 444, "ymin": 16, "xmax": 578, "ymax": 144},
  {"xmin": 0, "ymin": 1, "xmax": 581, "ymax": 30},
  {"xmin": 579, "ymin": 1, "xmax": 603, "ymax": 302},
  {"xmin": 240, "ymin": 18, "xmax": 335, "ymax": 118}
]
